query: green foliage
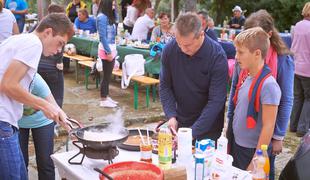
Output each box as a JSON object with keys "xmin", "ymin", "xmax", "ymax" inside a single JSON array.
[{"xmin": 199, "ymin": 0, "xmax": 308, "ymax": 32}]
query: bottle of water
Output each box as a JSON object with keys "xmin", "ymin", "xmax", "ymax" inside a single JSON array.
[
  {"xmin": 261, "ymin": 144, "xmax": 270, "ymax": 179},
  {"xmin": 252, "ymin": 150, "xmax": 266, "ymax": 180}
]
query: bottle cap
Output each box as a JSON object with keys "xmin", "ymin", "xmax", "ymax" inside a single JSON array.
[
  {"xmin": 256, "ymin": 149, "xmax": 263, "ymax": 156},
  {"xmin": 261, "ymin": 144, "xmax": 268, "ymax": 151}
]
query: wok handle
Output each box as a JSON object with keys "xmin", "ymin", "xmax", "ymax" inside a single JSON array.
[
  {"xmin": 66, "ymin": 117, "xmax": 83, "ymax": 130},
  {"xmin": 94, "ymin": 168, "xmax": 114, "ymax": 180}
]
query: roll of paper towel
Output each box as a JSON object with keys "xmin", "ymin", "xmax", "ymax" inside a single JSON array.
[{"xmin": 177, "ymin": 128, "xmax": 192, "ymax": 163}]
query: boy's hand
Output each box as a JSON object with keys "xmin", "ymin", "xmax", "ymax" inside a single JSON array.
[{"xmin": 272, "ymin": 139, "xmax": 283, "ymax": 155}]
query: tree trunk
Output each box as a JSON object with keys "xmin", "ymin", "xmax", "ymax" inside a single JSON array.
[
  {"xmin": 173, "ymin": 0, "xmax": 180, "ymax": 21},
  {"xmin": 184, "ymin": 0, "xmax": 197, "ymax": 12},
  {"xmin": 37, "ymin": 0, "xmax": 51, "ymax": 19},
  {"xmin": 154, "ymin": 0, "xmax": 161, "ymax": 13}
]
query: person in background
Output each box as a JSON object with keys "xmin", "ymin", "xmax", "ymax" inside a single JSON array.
[
  {"xmin": 120, "ymin": 0, "xmax": 133, "ymax": 20},
  {"xmin": 97, "ymin": 0, "xmax": 118, "ymax": 108},
  {"xmin": 5, "ymin": 0, "xmax": 28, "ymax": 33},
  {"xmin": 150, "ymin": 12, "xmax": 174, "ymax": 43},
  {"xmin": 36, "ymin": 4, "xmax": 66, "ymax": 110},
  {"xmin": 131, "ymin": 8, "xmax": 154, "ymax": 41},
  {"xmin": 0, "ymin": 13, "xmax": 73, "ymax": 179},
  {"xmin": 92, "ymin": 0, "xmax": 99, "ymax": 16},
  {"xmin": 74, "ymin": 8, "xmax": 97, "ymax": 34},
  {"xmin": 227, "ymin": 10, "xmax": 294, "ymax": 180},
  {"xmin": 66, "ymin": 0, "xmax": 87, "ymax": 23},
  {"xmin": 207, "ymin": 17, "xmax": 215, "ymax": 29},
  {"xmin": 0, "ymin": 0, "xmax": 19, "ymax": 43},
  {"xmin": 18, "ymin": 74, "xmax": 57, "ymax": 180},
  {"xmin": 197, "ymin": 11, "xmax": 218, "ymax": 42},
  {"xmin": 160, "ymin": 12, "xmax": 228, "ymax": 141},
  {"xmin": 229, "ymin": 27, "xmax": 281, "ymax": 171},
  {"xmin": 290, "ymin": 2, "xmax": 310, "ymax": 137},
  {"xmin": 65, "ymin": 0, "xmax": 87, "ymax": 73},
  {"xmin": 123, "ymin": 0, "xmax": 149, "ymax": 34},
  {"xmin": 228, "ymin": 5, "xmax": 245, "ymax": 29}
]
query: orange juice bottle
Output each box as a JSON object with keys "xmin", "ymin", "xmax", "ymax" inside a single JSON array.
[{"xmin": 261, "ymin": 144, "xmax": 270, "ymax": 179}]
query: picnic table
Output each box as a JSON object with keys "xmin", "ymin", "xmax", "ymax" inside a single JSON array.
[{"xmin": 68, "ymin": 36, "xmax": 160, "ymax": 75}]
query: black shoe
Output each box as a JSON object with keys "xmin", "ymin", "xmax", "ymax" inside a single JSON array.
[{"xmin": 296, "ymin": 131, "xmax": 306, "ymax": 137}]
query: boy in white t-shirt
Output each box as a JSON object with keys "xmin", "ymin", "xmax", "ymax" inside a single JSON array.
[{"xmin": 0, "ymin": 13, "xmax": 74, "ymax": 179}]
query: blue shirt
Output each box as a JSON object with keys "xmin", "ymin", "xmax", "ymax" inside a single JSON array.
[
  {"xmin": 159, "ymin": 35, "xmax": 228, "ymax": 140},
  {"xmin": 5, "ymin": 0, "xmax": 27, "ymax": 20},
  {"xmin": 74, "ymin": 16, "xmax": 97, "ymax": 34},
  {"xmin": 18, "ymin": 74, "xmax": 53, "ymax": 128},
  {"xmin": 205, "ymin": 28, "xmax": 218, "ymax": 42}
]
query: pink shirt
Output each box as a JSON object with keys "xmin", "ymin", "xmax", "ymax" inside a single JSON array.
[{"xmin": 291, "ymin": 19, "xmax": 310, "ymax": 77}]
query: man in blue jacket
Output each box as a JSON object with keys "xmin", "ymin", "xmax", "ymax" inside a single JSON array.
[{"xmin": 160, "ymin": 12, "xmax": 228, "ymax": 141}]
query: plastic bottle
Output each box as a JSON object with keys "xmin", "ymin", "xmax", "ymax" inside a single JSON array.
[
  {"xmin": 217, "ymin": 129, "xmax": 228, "ymax": 154},
  {"xmin": 252, "ymin": 150, "xmax": 266, "ymax": 180},
  {"xmin": 261, "ymin": 144, "xmax": 270, "ymax": 179},
  {"xmin": 158, "ymin": 125, "xmax": 172, "ymax": 169}
]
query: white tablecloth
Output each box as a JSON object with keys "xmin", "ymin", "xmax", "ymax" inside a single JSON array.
[{"xmin": 51, "ymin": 148, "xmax": 251, "ymax": 180}]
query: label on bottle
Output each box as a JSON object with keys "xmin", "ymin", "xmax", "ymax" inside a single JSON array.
[{"xmin": 158, "ymin": 132, "xmax": 172, "ymax": 163}]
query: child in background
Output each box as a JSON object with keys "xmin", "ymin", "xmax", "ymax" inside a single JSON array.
[{"xmin": 228, "ymin": 27, "xmax": 281, "ymax": 171}]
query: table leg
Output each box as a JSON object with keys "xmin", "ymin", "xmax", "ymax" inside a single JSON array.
[
  {"xmin": 152, "ymin": 85, "xmax": 156, "ymax": 102},
  {"xmin": 146, "ymin": 85, "xmax": 150, "ymax": 108},
  {"xmin": 134, "ymin": 82, "xmax": 138, "ymax": 110},
  {"xmin": 75, "ymin": 60, "xmax": 79, "ymax": 83},
  {"xmin": 85, "ymin": 67, "xmax": 90, "ymax": 89}
]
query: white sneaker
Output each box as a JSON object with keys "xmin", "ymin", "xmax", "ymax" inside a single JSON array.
[
  {"xmin": 100, "ymin": 100, "xmax": 117, "ymax": 108},
  {"xmin": 107, "ymin": 97, "xmax": 118, "ymax": 104}
]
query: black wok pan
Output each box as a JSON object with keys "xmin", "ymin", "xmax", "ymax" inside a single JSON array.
[{"xmin": 67, "ymin": 118, "xmax": 129, "ymax": 150}]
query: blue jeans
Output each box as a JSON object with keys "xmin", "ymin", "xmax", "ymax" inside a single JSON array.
[
  {"xmin": 0, "ymin": 121, "xmax": 28, "ymax": 180},
  {"xmin": 38, "ymin": 69, "xmax": 64, "ymax": 107},
  {"xmin": 19, "ymin": 122, "xmax": 55, "ymax": 180},
  {"xmin": 17, "ymin": 17, "xmax": 25, "ymax": 33}
]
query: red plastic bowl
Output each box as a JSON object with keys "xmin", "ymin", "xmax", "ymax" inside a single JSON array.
[{"xmin": 100, "ymin": 161, "xmax": 163, "ymax": 180}]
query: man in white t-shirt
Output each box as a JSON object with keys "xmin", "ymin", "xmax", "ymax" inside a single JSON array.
[
  {"xmin": 131, "ymin": 8, "xmax": 155, "ymax": 41},
  {"xmin": 0, "ymin": 13, "xmax": 74, "ymax": 179},
  {"xmin": 0, "ymin": 0, "xmax": 19, "ymax": 43}
]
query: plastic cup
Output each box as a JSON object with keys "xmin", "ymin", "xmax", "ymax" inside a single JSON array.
[{"xmin": 140, "ymin": 143, "xmax": 152, "ymax": 163}]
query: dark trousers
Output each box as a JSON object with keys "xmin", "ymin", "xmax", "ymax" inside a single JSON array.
[
  {"xmin": 19, "ymin": 122, "xmax": 55, "ymax": 180},
  {"xmin": 290, "ymin": 74, "xmax": 310, "ymax": 134},
  {"xmin": 123, "ymin": 23, "xmax": 133, "ymax": 34},
  {"xmin": 231, "ymin": 141, "xmax": 256, "ymax": 170},
  {"xmin": 17, "ymin": 17, "xmax": 25, "ymax": 33},
  {"xmin": 231, "ymin": 140, "xmax": 274, "ymax": 179},
  {"xmin": 38, "ymin": 69, "xmax": 64, "ymax": 107},
  {"xmin": 63, "ymin": 57, "xmax": 71, "ymax": 70},
  {"xmin": 100, "ymin": 59, "xmax": 115, "ymax": 98}
]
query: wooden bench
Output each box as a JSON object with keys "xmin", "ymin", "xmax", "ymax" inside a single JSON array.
[
  {"xmin": 112, "ymin": 69, "xmax": 160, "ymax": 110},
  {"xmin": 77, "ymin": 60, "xmax": 100, "ymax": 89},
  {"xmin": 63, "ymin": 53, "xmax": 93, "ymax": 83}
]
